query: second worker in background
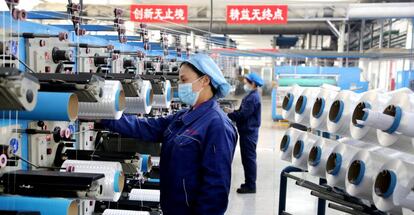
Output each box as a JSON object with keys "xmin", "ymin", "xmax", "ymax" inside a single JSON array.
[{"xmin": 225, "ymin": 73, "xmax": 263, "ymax": 194}]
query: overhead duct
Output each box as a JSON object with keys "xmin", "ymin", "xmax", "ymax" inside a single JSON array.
[
  {"xmin": 150, "ymin": 21, "xmax": 333, "ymax": 35},
  {"xmin": 348, "ymin": 3, "xmax": 414, "ymax": 19}
]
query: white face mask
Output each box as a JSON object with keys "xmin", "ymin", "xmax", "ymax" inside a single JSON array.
[{"xmin": 243, "ymin": 84, "xmax": 252, "ymax": 92}]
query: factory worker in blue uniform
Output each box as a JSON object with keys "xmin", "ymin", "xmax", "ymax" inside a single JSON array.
[
  {"xmin": 224, "ymin": 73, "xmax": 263, "ymax": 194},
  {"xmin": 102, "ymin": 54, "xmax": 237, "ymax": 215}
]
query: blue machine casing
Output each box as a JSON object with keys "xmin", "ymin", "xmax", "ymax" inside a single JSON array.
[{"xmin": 396, "ymin": 70, "xmax": 414, "ymax": 90}]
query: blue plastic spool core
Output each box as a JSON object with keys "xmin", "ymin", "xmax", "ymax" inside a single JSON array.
[
  {"xmin": 280, "ymin": 135, "xmax": 290, "ymax": 152},
  {"xmin": 113, "ymin": 170, "xmax": 121, "ymax": 192},
  {"xmin": 148, "ymin": 178, "xmax": 160, "ymax": 183},
  {"xmin": 375, "ymin": 170, "xmax": 397, "ymax": 198},
  {"xmin": 329, "ymin": 100, "xmax": 344, "ymax": 123},
  {"xmin": 145, "ymin": 88, "xmax": 151, "ymax": 106},
  {"xmin": 295, "ymin": 96, "xmax": 307, "ymax": 114},
  {"xmin": 68, "ymin": 124, "xmax": 75, "ymax": 134},
  {"xmin": 282, "ymin": 93, "xmax": 294, "ymax": 111},
  {"xmin": 353, "ymin": 102, "xmax": 371, "ymax": 128},
  {"xmin": 312, "ymin": 98, "xmax": 325, "ymax": 119},
  {"xmin": 383, "ymin": 105, "xmax": 402, "ymax": 134},
  {"xmin": 114, "ymin": 89, "xmax": 120, "ymax": 112},
  {"xmin": 141, "ymin": 154, "xmax": 149, "ymax": 173},
  {"xmin": 322, "ymin": 132, "xmax": 330, "ymax": 138},
  {"xmin": 166, "ymin": 84, "xmax": 171, "ymax": 102},
  {"xmin": 293, "ymin": 140, "xmax": 304, "ymax": 159},
  {"xmin": 9, "ymin": 41, "xmax": 18, "ymax": 56},
  {"xmin": 327, "ymin": 153, "xmax": 342, "ymax": 176},
  {"xmin": 309, "ymin": 146, "xmax": 322, "ymax": 166},
  {"xmin": 348, "ymin": 160, "xmax": 365, "ymax": 185},
  {"xmin": 9, "ymin": 138, "xmax": 19, "ymax": 154}
]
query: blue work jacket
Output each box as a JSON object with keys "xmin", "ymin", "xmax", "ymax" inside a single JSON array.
[
  {"xmin": 102, "ymin": 98, "xmax": 237, "ymax": 215},
  {"xmin": 228, "ymin": 90, "xmax": 261, "ymax": 134}
]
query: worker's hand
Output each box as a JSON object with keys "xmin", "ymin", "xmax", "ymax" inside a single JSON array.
[{"xmin": 223, "ymin": 107, "xmax": 234, "ymax": 113}]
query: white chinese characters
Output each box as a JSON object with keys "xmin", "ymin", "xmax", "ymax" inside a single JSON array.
[
  {"xmin": 132, "ymin": 7, "xmax": 186, "ymax": 21},
  {"xmin": 227, "ymin": 6, "xmax": 286, "ymax": 23}
]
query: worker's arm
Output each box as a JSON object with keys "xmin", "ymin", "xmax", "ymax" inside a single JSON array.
[
  {"xmin": 227, "ymin": 95, "xmax": 257, "ymax": 122},
  {"xmin": 101, "ymin": 114, "xmax": 176, "ymax": 142},
  {"xmin": 195, "ymin": 120, "xmax": 237, "ymax": 215}
]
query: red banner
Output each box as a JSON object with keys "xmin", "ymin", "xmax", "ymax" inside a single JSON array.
[
  {"xmin": 130, "ymin": 5, "xmax": 188, "ymax": 23},
  {"xmin": 226, "ymin": 5, "xmax": 288, "ymax": 24}
]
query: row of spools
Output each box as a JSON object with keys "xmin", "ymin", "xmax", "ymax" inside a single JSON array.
[
  {"xmin": 279, "ymin": 84, "xmax": 414, "ymax": 213},
  {"xmin": 0, "ymin": 158, "xmax": 154, "ymax": 215},
  {"xmin": 12, "ymin": 79, "xmax": 172, "ymax": 122}
]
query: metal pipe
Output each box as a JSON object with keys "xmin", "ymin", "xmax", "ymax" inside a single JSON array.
[
  {"xmin": 151, "ymin": 22, "xmax": 333, "ymax": 35},
  {"xmin": 310, "ymin": 191, "xmax": 365, "ymax": 211},
  {"xmin": 328, "ymin": 203, "xmax": 371, "ymax": 215},
  {"xmin": 388, "ymin": 19, "xmax": 392, "ymax": 48},
  {"xmin": 411, "ymin": 18, "xmax": 414, "ymax": 71},
  {"xmin": 315, "ymin": 34, "xmax": 319, "ymax": 50},
  {"xmin": 318, "ymin": 179, "xmax": 327, "ymax": 215},
  {"xmin": 209, "ymin": 0, "xmax": 213, "ymax": 34},
  {"xmin": 346, "ymin": 23, "xmax": 350, "ymax": 66},
  {"xmin": 278, "ymin": 166, "xmax": 305, "ymax": 215},
  {"xmin": 348, "ymin": 3, "xmax": 414, "ymax": 19},
  {"xmin": 359, "ymin": 20, "xmax": 365, "ymax": 52},
  {"xmin": 370, "ymin": 23, "xmax": 374, "ymax": 48},
  {"xmin": 379, "ymin": 20, "xmax": 384, "ymax": 48}
]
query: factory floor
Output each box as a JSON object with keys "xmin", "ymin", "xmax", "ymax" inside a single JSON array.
[{"xmin": 225, "ymin": 97, "xmax": 340, "ymax": 215}]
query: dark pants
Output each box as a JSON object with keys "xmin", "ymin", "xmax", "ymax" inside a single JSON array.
[{"xmin": 239, "ymin": 131, "xmax": 258, "ymax": 190}]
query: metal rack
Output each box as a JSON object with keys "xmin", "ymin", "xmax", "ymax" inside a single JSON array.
[{"xmin": 278, "ymin": 166, "xmax": 386, "ymax": 215}]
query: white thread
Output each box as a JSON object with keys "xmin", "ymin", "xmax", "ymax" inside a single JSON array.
[
  {"xmin": 152, "ymin": 80, "xmax": 172, "ymax": 108},
  {"xmin": 124, "ymin": 80, "xmax": 153, "ymax": 114},
  {"xmin": 102, "ymin": 209, "xmax": 150, "ymax": 215},
  {"xmin": 78, "ymin": 80, "xmax": 125, "ymax": 120},
  {"xmin": 281, "ymin": 84, "xmax": 303, "ymax": 121},
  {"xmin": 129, "ymin": 189, "xmax": 160, "ymax": 202},
  {"xmin": 294, "ymin": 88, "xmax": 320, "ymax": 127},
  {"xmin": 325, "ymin": 138, "xmax": 376, "ymax": 189},
  {"xmin": 291, "ymin": 132, "xmax": 320, "ymax": 170},
  {"xmin": 279, "ymin": 128, "xmax": 305, "ymax": 162},
  {"xmin": 309, "ymin": 84, "xmax": 340, "ymax": 132},
  {"xmin": 61, "ymin": 160, "xmax": 124, "ymax": 201},
  {"xmin": 307, "ymin": 138, "xmax": 339, "ymax": 179},
  {"xmin": 326, "ymin": 90, "xmax": 362, "ymax": 137}
]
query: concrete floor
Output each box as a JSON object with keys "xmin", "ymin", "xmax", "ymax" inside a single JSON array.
[{"xmin": 225, "ymin": 98, "xmax": 340, "ymax": 215}]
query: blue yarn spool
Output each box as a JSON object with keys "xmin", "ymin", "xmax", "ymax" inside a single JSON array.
[
  {"xmin": 295, "ymin": 96, "xmax": 307, "ymax": 114},
  {"xmin": 327, "ymin": 153, "xmax": 342, "ymax": 176},
  {"xmin": 349, "ymin": 160, "xmax": 365, "ymax": 185},
  {"xmin": 113, "ymin": 170, "xmax": 122, "ymax": 192},
  {"xmin": 313, "ymin": 98, "xmax": 325, "ymax": 119},
  {"xmin": 0, "ymin": 196, "xmax": 77, "ymax": 215},
  {"xmin": 166, "ymin": 82, "xmax": 172, "ymax": 102},
  {"xmin": 146, "ymin": 87, "xmax": 152, "ymax": 106},
  {"xmin": 282, "ymin": 93, "xmax": 294, "ymax": 111},
  {"xmin": 329, "ymin": 100, "xmax": 344, "ymax": 123},
  {"xmin": 280, "ymin": 135, "xmax": 290, "ymax": 152},
  {"xmin": 308, "ymin": 146, "xmax": 322, "ymax": 167},
  {"xmin": 293, "ymin": 140, "xmax": 304, "ymax": 159},
  {"xmin": 11, "ymin": 92, "xmax": 78, "ymax": 121},
  {"xmin": 384, "ymin": 106, "xmax": 402, "ymax": 134},
  {"xmin": 115, "ymin": 89, "xmax": 120, "ymax": 112},
  {"xmin": 141, "ymin": 154, "xmax": 150, "ymax": 173}
]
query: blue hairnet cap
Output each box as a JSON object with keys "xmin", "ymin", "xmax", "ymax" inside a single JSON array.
[
  {"xmin": 245, "ymin": 73, "xmax": 264, "ymax": 87},
  {"xmin": 182, "ymin": 54, "xmax": 230, "ymax": 98}
]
